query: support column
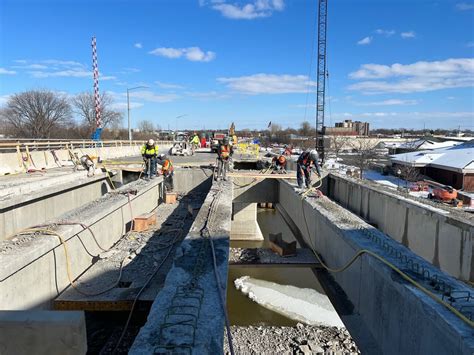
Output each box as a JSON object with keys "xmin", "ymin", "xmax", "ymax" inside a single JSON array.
[{"xmin": 231, "ymin": 202, "xmax": 264, "ymax": 241}]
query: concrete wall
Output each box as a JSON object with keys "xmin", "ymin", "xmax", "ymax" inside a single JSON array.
[
  {"xmin": 0, "ymin": 179, "xmax": 163, "ymax": 310},
  {"xmin": 0, "ymin": 175, "xmax": 110, "ymax": 240},
  {"xmin": 278, "ymin": 180, "xmax": 474, "ymax": 355},
  {"xmin": 173, "ymin": 167, "xmax": 213, "ymax": 193},
  {"xmin": 232, "ymin": 178, "xmax": 278, "ymax": 203},
  {"xmin": 0, "ymin": 311, "xmax": 87, "ymax": 355},
  {"xmin": 324, "ymin": 173, "xmax": 474, "ymax": 281},
  {"xmin": 231, "ymin": 202, "xmax": 263, "ymax": 240}
]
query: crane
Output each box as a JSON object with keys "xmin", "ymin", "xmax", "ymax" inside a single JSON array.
[{"xmin": 315, "ymin": 0, "xmax": 328, "ymax": 161}]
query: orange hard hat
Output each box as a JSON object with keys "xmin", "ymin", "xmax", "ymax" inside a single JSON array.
[{"xmin": 278, "ymin": 155, "xmax": 286, "ymax": 164}]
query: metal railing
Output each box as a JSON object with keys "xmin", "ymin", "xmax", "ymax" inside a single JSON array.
[{"xmin": 0, "ymin": 139, "xmax": 171, "ymax": 153}]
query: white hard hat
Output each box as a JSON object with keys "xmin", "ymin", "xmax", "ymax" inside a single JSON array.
[
  {"xmin": 148, "ymin": 139, "xmax": 155, "ymax": 145},
  {"xmin": 310, "ymin": 149, "xmax": 319, "ymax": 161}
]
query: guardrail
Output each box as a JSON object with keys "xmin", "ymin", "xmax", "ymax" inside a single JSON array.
[{"xmin": 0, "ymin": 140, "xmax": 172, "ymax": 153}]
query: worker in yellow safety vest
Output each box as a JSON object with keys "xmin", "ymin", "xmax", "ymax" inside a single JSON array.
[
  {"xmin": 190, "ymin": 133, "xmax": 200, "ymax": 155},
  {"xmin": 141, "ymin": 139, "xmax": 158, "ymax": 179},
  {"xmin": 157, "ymin": 154, "xmax": 174, "ymax": 191}
]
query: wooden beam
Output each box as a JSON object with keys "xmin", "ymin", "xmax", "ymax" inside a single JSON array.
[
  {"xmin": 228, "ymin": 173, "xmax": 297, "ymax": 179},
  {"xmin": 229, "ymin": 247, "xmax": 321, "ymax": 268}
]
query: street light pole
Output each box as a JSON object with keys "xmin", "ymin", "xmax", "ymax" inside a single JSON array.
[
  {"xmin": 127, "ymin": 85, "xmax": 149, "ymax": 142},
  {"xmin": 127, "ymin": 89, "xmax": 131, "ymax": 141}
]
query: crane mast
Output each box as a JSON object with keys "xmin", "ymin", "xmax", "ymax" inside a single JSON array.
[{"xmin": 315, "ymin": 0, "xmax": 328, "ymax": 161}]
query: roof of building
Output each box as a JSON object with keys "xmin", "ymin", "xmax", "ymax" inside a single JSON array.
[{"xmin": 390, "ymin": 140, "xmax": 474, "ymax": 173}]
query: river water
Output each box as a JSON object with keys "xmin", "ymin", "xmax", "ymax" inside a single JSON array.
[{"xmin": 227, "ymin": 208, "xmax": 329, "ymax": 326}]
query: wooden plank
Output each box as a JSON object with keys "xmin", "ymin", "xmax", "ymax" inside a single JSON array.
[{"xmin": 229, "ymin": 247, "xmax": 321, "ymax": 268}]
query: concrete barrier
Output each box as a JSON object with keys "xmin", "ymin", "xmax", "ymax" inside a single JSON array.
[
  {"xmin": 278, "ymin": 179, "xmax": 474, "ymax": 355},
  {"xmin": 0, "ymin": 179, "xmax": 163, "ymax": 310},
  {"xmin": 0, "ymin": 142, "xmax": 173, "ymax": 175},
  {"xmin": 0, "ymin": 311, "xmax": 87, "ymax": 355},
  {"xmin": 324, "ymin": 173, "xmax": 474, "ymax": 281},
  {"xmin": 0, "ymin": 173, "xmax": 110, "ymax": 240}
]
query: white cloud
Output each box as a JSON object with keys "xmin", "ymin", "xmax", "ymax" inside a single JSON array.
[
  {"xmin": 0, "ymin": 68, "xmax": 16, "ymax": 75},
  {"xmin": 185, "ymin": 91, "xmax": 229, "ymax": 99},
  {"xmin": 149, "ymin": 46, "xmax": 216, "ymax": 62},
  {"xmin": 201, "ymin": 0, "xmax": 285, "ymax": 20},
  {"xmin": 456, "ymin": 2, "xmax": 474, "ymax": 10},
  {"xmin": 348, "ymin": 58, "xmax": 474, "ymax": 93},
  {"xmin": 29, "ymin": 70, "xmax": 116, "ymax": 80},
  {"xmin": 357, "ymin": 36, "xmax": 372, "ymax": 45},
  {"xmin": 217, "ymin": 73, "xmax": 316, "ymax": 94},
  {"xmin": 134, "ymin": 43, "xmax": 143, "ymax": 49},
  {"xmin": 120, "ymin": 67, "xmax": 141, "ymax": 74},
  {"xmin": 110, "ymin": 102, "xmax": 144, "ymax": 110},
  {"xmin": 401, "ymin": 31, "xmax": 416, "ymax": 39},
  {"xmin": 356, "ymin": 99, "xmax": 420, "ymax": 106},
  {"xmin": 127, "ymin": 90, "xmax": 180, "ymax": 103},
  {"xmin": 10, "ymin": 59, "xmax": 116, "ymax": 80},
  {"xmin": 155, "ymin": 81, "xmax": 185, "ymax": 89},
  {"xmin": 12, "ymin": 64, "xmax": 48, "ymax": 69},
  {"xmin": 0, "ymin": 94, "xmax": 11, "ymax": 106},
  {"xmin": 334, "ymin": 111, "xmax": 473, "ymax": 119},
  {"xmin": 375, "ymin": 29, "xmax": 395, "ymax": 37}
]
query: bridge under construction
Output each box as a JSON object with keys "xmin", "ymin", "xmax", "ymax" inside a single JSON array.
[{"xmin": 0, "ymin": 140, "xmax": 472, "ymax": 355}]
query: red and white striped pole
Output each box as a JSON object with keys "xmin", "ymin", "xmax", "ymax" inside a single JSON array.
[{"xmin": 91, "ymin": 36, "xmax": 101, "ymax": 129}]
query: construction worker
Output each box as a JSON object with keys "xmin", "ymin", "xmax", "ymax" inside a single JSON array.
[
  {"xmin": 200, "ymin": 133, "xmax": 207, "ymax": 148},
  {"xmin": 297, "ymin": 149, "xmax": 321, "ymax": 189},
  {"xmin": 216, "ymin": 136, "xmax": 233, "ymax": 181},
  {"xmin": 141, "ymin": 139, "xmax": 158, "ymax": 179},
  {"xmin": 190, "ymin": 132, "xmax": 200, "ymax": 155},
  {"xmin": 79, "ymin": 155, "xmax": 95, "ymax": 177},
  {"xmin": 157, "ymin": 154, "xmax": 174, "ymax": 191},
  {"xmin": 271, "ymin": 154, "xmax": 287, "ymax": 173}
]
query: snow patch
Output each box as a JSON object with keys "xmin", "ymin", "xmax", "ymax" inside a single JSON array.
[{"xmin": 235, "ymin": 276, "xmax": 344, "ymax": 328}]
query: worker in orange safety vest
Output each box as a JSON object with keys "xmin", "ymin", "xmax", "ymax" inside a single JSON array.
[{"xmin": 157, "ymin": 154, "xmax": 174, "ymax": 191}]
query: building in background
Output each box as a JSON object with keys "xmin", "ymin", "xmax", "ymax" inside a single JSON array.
[
  {"xmin": 324, "ymin": 120, "xmax": 370, "ymax": 136},
  {"xmin": 390, "ymin": 140, "xmax": 474, "ymax": 191}
]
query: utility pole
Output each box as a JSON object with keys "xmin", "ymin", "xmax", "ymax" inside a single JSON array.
[{"xmin": 315, "ymin": 0, "xmax": 328, "ymax": 162}]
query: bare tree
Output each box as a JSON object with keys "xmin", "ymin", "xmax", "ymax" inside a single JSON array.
[
  {"xmin": 329, "ymin": 135, "xmax": 351, "ymax": 160},
  {"xmin": 299, "ymin": 121, "xmax": 313, "ymax": 137},
  {"xmin": 0, "ymin": 90, "xmax": 72, "ymax": 138},
  {"xmin": 71, "ymin": 92, "xmax": 123, "ymax": 130},
  {"xmin": 346, "ymin": 139, "xmax": 378, "ymax": 178},
  {"xmin": 137, "ymin": 120, "xmax": 155, "ymax": 133}
]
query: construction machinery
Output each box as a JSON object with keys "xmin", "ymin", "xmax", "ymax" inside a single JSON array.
[
  {"xmin": 426, "ymin": 180, "xmax": 462, "ymax": 207},
  {"xmin": 315, "ymin": 0, "xmax": 328, "ymax": 162}
]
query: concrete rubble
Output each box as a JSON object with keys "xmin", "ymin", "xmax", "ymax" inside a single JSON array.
[{"xmin": 224, "ymin": 324, "xmax": 359, "ymax": 355}]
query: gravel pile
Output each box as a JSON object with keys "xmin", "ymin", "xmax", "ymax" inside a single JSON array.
[{"xmin": 224, "ymin": 323, "xmax": 359, "ymax": 355}]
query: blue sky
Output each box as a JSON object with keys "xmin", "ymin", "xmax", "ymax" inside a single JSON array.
[{"xmin": 0, "ymin": 0, "xmax": 473, "ymax": 130}]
